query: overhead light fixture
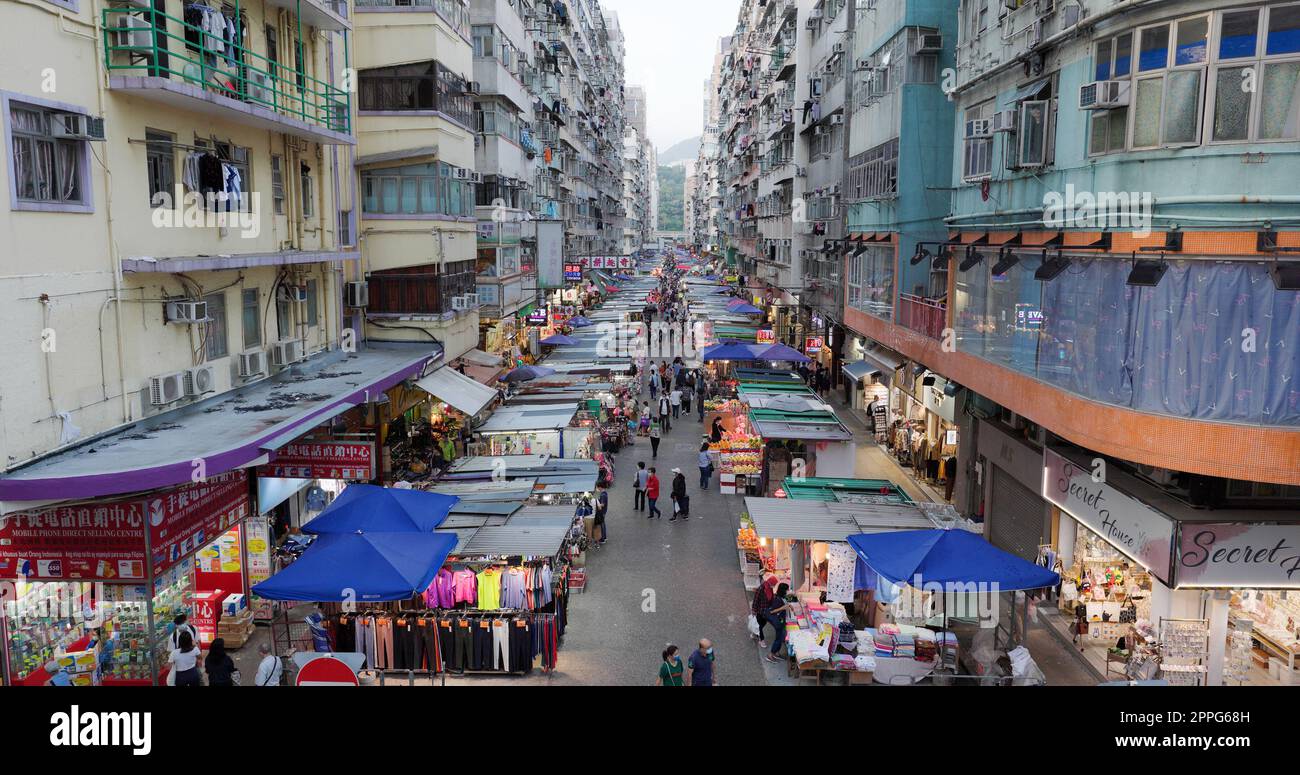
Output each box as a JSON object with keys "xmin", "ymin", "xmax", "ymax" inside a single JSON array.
[
  {"xmin": 991, "ymin": 248, "xmax": 1020, "ymax": 277},
  {"xmin": 1270, "ymin": 260, "xmax": 1300, "ymax": 291},
  {"xmin": 922, "ymin": 375, "xmax": 936, "ymax": 387},
  {"xmin": 959, "ymin": 246, "xmax": 984, "ymax": 272},
  {"xmin": 943, "ymin": 381, "xmax": 961, "ymax": 397},
  {"xmin": 1035, "ymin": 251, "xmax": 1071, "ymax": 281},
  {"xmin": 910, "ymin": 247, "xmax": 932, "ymax": 266},
  {"xmin": 1127, "ymin": 257, "xmax": 1169, "ymax": 287}
]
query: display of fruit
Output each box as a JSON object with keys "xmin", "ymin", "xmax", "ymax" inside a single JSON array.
[{"xmin": 737, "ymin": 527, "xmax": 759, "ymax": 550}]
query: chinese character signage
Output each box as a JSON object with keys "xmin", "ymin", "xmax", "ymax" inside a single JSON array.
[
  {"xmin": 805, "ymin": 336, "xmax": 824, "ymax": 354},
  {"xmin": 0, "ymin": 469, "xmax": 251, "ymax": 583},
  {"xmin": 565, "ymin": 263, "xmax": 583, "ymax": 281},
  {"xmin": 756, "ymin": 329, "xmax": 776, "ymax": 345},
  {"xmin": 257, "ymin": 442, "xmax": 376, "ymax": 482}
]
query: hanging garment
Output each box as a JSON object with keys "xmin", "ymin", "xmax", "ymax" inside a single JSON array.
[
  {"xmin": 471, "ymin": 618, "xmax": 494, "ymax": 670},
  {"xmin": 451, "ymin": 569, "xmax": 477, "ymax": 605},
  {"xmin": 492, "ymin": 618, "xmax": 511, "ymax": 670},
  {"xmin": 499, "ymin": 567, "xmax": 528, "ymax": 610},
  {"xmin": 197, "ymin": 153, "xmax": 224, "ymax": 198},
  {"xmin": 508, "ymin": 617, "xmax": 532, "ymax": 673},
  {"xmin": 182, "ymin": 152, "xmax": 202, "ymax": 194},
  {"xmin": 476, "ymin": 568, "xmax": 502, "ymax": 610},
  {"xmin": 424, "ymin": 568, "xmax": 455, "ymax": 609},
  {"xmin": 222, "ymin": 162, "xmax": 242, "ymax": 211}
]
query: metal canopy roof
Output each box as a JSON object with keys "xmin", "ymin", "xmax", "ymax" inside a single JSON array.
[{"xmin": 743, "ymin": 497, "xmax": 938, "ymax": 542}]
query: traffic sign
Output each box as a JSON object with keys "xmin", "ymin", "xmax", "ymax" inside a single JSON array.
[{"xmin": 295, "ymin": 655, "xmax": 359, "ymax": 686}]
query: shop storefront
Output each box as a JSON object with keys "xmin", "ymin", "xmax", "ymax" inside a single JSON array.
[
  {"xmin": 841, "ymin": 336, "xmax": 903, "ymax": 431},
  {"xmin": 884, "ymin": 363, "xmax": 960, "ymax": 502},
  {"xmin": 1041, "ymin": 447, "xmax": 1300, "ymax": 686},
  {"xmin": 0, "ymin": 471, "xmax": 251, "ymax": 686}
]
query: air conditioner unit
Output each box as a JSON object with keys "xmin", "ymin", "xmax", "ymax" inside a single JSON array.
[
  {"xmin": 795, "ymin": 166, "xmax": 807, "ymax": 177},
  {"xmin": 464, "ymin": 81, "xmax": 482, "ymax": 96},
  {"xmin": 184, "ymin": 365, "xmax": 217, "ymax": 397},
  {"xmin": 453, "ymin": 168, "xmax": 471, "ymax": 180},
  {"xmin": 829, "ymin": 114, "xmax": 845, "ymax": 126},
  {"xmin": 464, "ymin": 293, "xmax": 480, "ymax": 306},
  {"xmin": 149, "ymin": 372, "xmax": 186, "ymax": 406},
  {"xmin": 471, "ymin": 172, "xmax": 483, "ymax": 184},
  {"xmin": 277, "ymin": 284, "xmax": 308, "ymax": 303},
  {"xmin": 855, "ymin": 58, "xmax": 873, "ymax": 71},
  {"xmin": 1079, "ymin": 80, "xmax": 1130, "ymax": 110},
  {"xmin": 113, "ymin": 14, "xmax": 153, "ymax": 49},
  {"xmin": 991, "ymin": 109, "xmax": 1018, "ymax": 133},
  {"xmin": 50, "ymin": 113, "xmax": 106, "ymax": 142},
  {"xmin": 238, "ymin": 350, "xmax": 267, "ymax": 379},
  {"xmin": 832, "ymin": 43, "xmax": 845, "ymax": 54},
  {"xmin": 915, "ymin": 33, "xmax": 944, "ymax": 54},
  {"xmin": 964, "ymin": 118, "xmax": 993, "ymax": 138},
  {"xmin": 452, "ymin": 296, "xmax": 469, "ymax": 311},
  {"xmin": 165, "ymin": 300, "xmax": 209, "ymax": 325},
  {"xmin": 247, "ymin": 70, "xmax": 274, "ymax": 104},
  {"xmin": 270, "ymin": 339, "xmax": 305, "ymax": 368},
  {"xmin": 344, "ymin": 281, "xmax": 369, "ymax": 308},
  {"xmin": 1060, "ymin": 3, "xmax": 1082, "ymax": 27}
]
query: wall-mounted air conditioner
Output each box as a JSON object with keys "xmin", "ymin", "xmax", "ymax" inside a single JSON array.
[
  {"xmin": 149, "ymin": 372, "xmax": 186, "ymax": 406},
  {"xmin": 270, "ymin": 339, "xmax": 305, "ymax": 368},
  {"xmin": 453, "ymin": 168, "xmax": 471, "ymax": 180},
  {"xmin": 239, "ymin": 350, "xmax": 267, "ymax": 379},
  {"xmin": 344, "ymin": 281, "xmax": 369, "ymax": 308},
  {"xmin": 829, "ymin": 114, "xmax": 845, "ymax": 126},
  {"xmin": 113, "ymin": 14, "xmax": 153, "ymax": 50},
  {"xmin": 50, "ymin": 113, "xmax": 106, "ymax": 141},
  {"xmin": 165, "ymin": 300, "xmax": 209, "ymax": 324},
  {"xmin": 991, "ymin": 109, "xmax": 1018, "ymax": 133},
  {"xmin": 915, "ymin": 33, "xmax": 944, "ymax": 54},
  {"xmin": 277, "ymin": 284, "xmax": 308, "ymax": 303},
  {"xmin": 184, "ymin": 365, "xmax": 217, "ymax": 397},
  {"xmin": 1078, "ymin": 80, "xmax": 1130, "ymax": 110},
  {"xmin": 452, "ymin": 296, "xmax": 469, "ymax": 311}
]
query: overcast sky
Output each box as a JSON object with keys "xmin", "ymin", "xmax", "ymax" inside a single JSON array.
[{"xmin": 603, "ymin": 0, "xmax": 740, "ymax": 152}]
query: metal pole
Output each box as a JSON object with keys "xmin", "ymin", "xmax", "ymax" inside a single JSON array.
[{"xmin": 144, "ymin": 521, "xmax": 159, "ymax": 686}]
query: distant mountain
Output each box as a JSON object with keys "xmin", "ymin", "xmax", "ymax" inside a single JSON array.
[{"xmin": 659, "ymin": 136, "xmax": 701, "ymax": 166}]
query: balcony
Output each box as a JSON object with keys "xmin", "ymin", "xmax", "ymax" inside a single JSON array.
[
  {"xmin": 103, "ymin": 7, "xmax": 352, "ymax": 145},
  {"xmin": 367, "ymin": 269, "xmax": 477, "ymax": 316},
  {"xmin": 898, "ymin": 293, "xmax": 947, "ymax": 340}
]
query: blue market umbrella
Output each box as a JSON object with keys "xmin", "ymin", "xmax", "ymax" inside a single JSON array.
[
  {"xmin": 846, "ymin": 530, "xmax": 1061, "ymax": 591},
  {"xmin": 252, "ymin": 531, "xmax": 459, "ymax": 602},
  {"xmin": 502, "ymin": 365, "xmax": 556, "ymax": 383},
  {"xmin": 728, "ymin": 302, "xmax": 763, "ymax": 315},
  {"xmin": 754, "ymin": 343, "xmax": 811, "ymax": 363},
  {"xmin": 568, "ymin": 316, "xmax": 594, "ymax": 328},
  {"xmin": 540, "ymin": 334, "xmax": 580, "ymax": 346},
  {"xmin": 304, "ymin": 484, "xmax": 459, "ymax": 534},
  {"xmin": 703, "ymin": 341, "xmax": 760, "ymax": 362}
]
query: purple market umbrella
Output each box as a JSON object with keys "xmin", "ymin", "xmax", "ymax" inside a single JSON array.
[
  {"xmin": 754, "ymin": 343, "xmax": 811, "ymax": 363},
  {"xmin": 540, "ymin": 334, "xmax": 580, "ymax": 346},
  {"xmin": 502, "ymin": 365, "xmax": 557, "ymax": 383}
]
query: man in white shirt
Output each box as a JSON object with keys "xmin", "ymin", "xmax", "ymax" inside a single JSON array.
[
  {"xmin": 254, "ymin": 642, "xmax": 283, "ymax": 687},
  {"xmin": 670, "ymin": 388, "xmax": 682, "ymax": 420},
  {"xmin": 169, "ymin": 614, "xmax": 198, "ymax": 651}
]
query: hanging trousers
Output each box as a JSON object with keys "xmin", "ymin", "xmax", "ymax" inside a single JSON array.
[
  {"xmin": 374, "ymin": 617, "xmax": 394, "ymax": 669},
  {"xmin": 492, "ymin": 619, "xmax": 511, "ymax": 671},
  {"xmin": 508, "ymin": 618, "xmax": 533, "ymax": 673},
  {"xmin": 439, "ymin": 619, "xmax": 460, "ymax": 672},
  {"xmin": 471, "ymin": 619, "xmax": 494, "ymax": 670},
  {"xmin": 418, "ymin": 619, "xmax": 440, "ymax": 672},
  {"xmin": 393, "ymin": 618, "xmax": 420, "ymax": 671}
]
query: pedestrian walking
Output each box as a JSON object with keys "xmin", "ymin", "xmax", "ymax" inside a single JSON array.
[
  {"xmin": 649, "ymin": 369, "xmax": 660, "ymax": 400},
  {"xmin": 658, "ymin": 394, "xmax": 672, "ymax": 432},
  {"xmin": 646, "ymin": 467, "xmax": 662, "ymax": 519},
  {"xmin": 254, "ymin": 642, "xmax": 283, "ymax": 686},
  {"xmin": 681, "ymin": 383, "xmax": 693, "ymax": 415},
  {"xmin": 649, "ymin": 420, "xmax": 661, "ymax": 458},
  {"xmin": 764, "ymin": 584, "xmax": 794, "ymax": 663},
  {"xmin": 751, "ymin": 576, "xmax": 778, "ymax": 648},
  {"xmin": 203, "ymin": 638, "xmax": 238, "ymax": 686},
  {"xmin": 657, "ymin": 645, "xmax": 685, "ymax": 686},
  {"xmin": 168, "ymin": 629, "xmax": 202, "ymax": 686},
  {"xmin": 640, "ymin": 402, "xmax": 652, "ymax": 436},
  {"xmin": 634, "ymin": 461, "xmax": 648, "ymax": 512},
  {"xmin": 593, "ymin": 484, "xmax": 609, "ymax": 545},
  {"xmin": 670, "ymin": 468, "xmax": 688, "ymax": 521},
  {"xmin": 697, "ymin": 389, "xmax": 706, "ymax": 422},
  {"xmin": 698, "ymin": 441, "xmax": 714, "ymax": 490},
  {"xmin": 670, "ymin": 387, "xmax": 682, "ymax": 419},
  {"xmin": 686, "ymin": 640, "xmax": 717, "ymax": 686}
]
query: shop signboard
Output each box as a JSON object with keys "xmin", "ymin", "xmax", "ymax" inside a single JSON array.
[
  {"xmin": 923, "ymin": 383, "xmax": 956, "ymax": 423},
  {"xmin": 148, "ymin": 470, "xmax": 251, "ymax": 578},
  {"xmin": 526, "ymin": 309, "xmax": 548, "ymax": 325},
  {"xmin": 1175, "ymin": 523, "xmax": 1300, "ymax": 589},
  {"xmin": 257, "ymin": 442, "xmax": 376, "ymax": 482},
  {"xmin": 756, "ymin": 329, "xmax": 776, "ymax": 345},
  {"xmin": 1042, "ymin": 449, "xmax": 1176, "ymax": 584},
  {"xmin": 536, "ymin": 220, "xmax": 565, "ymax": 289},
  {"xmin": 564, "ymin": 263, "xmax": 583, "ymax": 281},
  {"xmin": 0, "ymin": 471, "xmax": 249, "ymax": 583},
  {"xmin": 0, "ymin": 496, "xmax": 148, "ymax": 582},
  {"xmin": 805, "ymin": 336, "xmax": 824, "ymax": 354},
  {"xmin": 244, "ymin": 519, "xmax": 275, "ymax": 621}
]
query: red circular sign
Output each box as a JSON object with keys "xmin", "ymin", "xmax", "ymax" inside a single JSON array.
[{"xmin": 295, "ymin": 656, "xmax": 359, "ymax": 687}]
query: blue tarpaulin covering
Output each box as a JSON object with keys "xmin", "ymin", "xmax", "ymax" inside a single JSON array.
[
  {"xmin": 703, "ymin": 341, "xmax": 761, "ymax": 361},
  {"xmin": 728, "ymin": 303, "xmax": 763, "ymax": 315},
  {"xmin": 304, "ymin": 484, "xmax": 458, "ymax": 534},
  {"xmin": 847, "ymin": 530, "xmax": 1060, "ymax": 591},
  {"xmin": 568, "ymin": 316, "xmax": 594, "ymax": 328},
  {"xmin": 252, "ymin": 531, "xmax": 458, "ymax": 602}
]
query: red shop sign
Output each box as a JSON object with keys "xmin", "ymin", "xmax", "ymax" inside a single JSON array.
[
  {"xmin": 0, "ymin": 470, "xmax": 250, "ymax": 582},
  {"xmin": 257, "ymin": 441, "xmax": 376, "ymax": 482}
]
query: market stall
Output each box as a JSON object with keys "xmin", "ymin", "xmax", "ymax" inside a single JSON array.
[{"xmin": 475, "ymin": 404, "xmax": 593, "ymax": 460}]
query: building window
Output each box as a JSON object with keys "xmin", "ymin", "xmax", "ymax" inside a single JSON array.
[
  {"xmin": 276, "ymin": 295, "xmax": 291, "ymax": 341},
  {"xmin": 204, "ymin": 291, "xmax": 229, "ymax": 359},
  {"xmin": 146, "ymin": 129, "xmax": 175, "ymax": 206},
  {"xmin": 360, "ymin": 162, "xmax": 475, "ymax": 217},
  {"xmin": 847, "ymin": 245, "xmax": 895, "ymax": 320},
  {"xmin": 271, "ymin": 154, "xmax": 285, "ymax": 214},
  {"xmin": 300, "ymin": 162, "xmax": 313, "ymax": 217},
  {"xmin": 962, "ymin": 100, "xmax": 994, "ymax": 180},
  {"xmin": 242, "ymin": 288, "xmax": 261, "ymax": 349},
  {"xmin": 357, "ymin": 61, "xmax": 474, "ymax": 127},
  {"xmin": 8, "ymin": 101, "xmax": 88, "ymax": 208},
  {"xmin": 305, "ymin": 278, "xmax": 319, "ymax": 325},
  {"xmin": 847, "ymin": 138, "xmax": 898, "ymax": 200}
]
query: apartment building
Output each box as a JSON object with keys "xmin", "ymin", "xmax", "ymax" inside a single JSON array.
[
  {"xmin": 0, "ymin": 0, "xmax": 365, "ymax": 477},
  {"xmin": 622, "ymin": 119, "xmax": 654, "ymax": 253},
  {"xmin": 837, "ymin": 0, "xmax": 1300, "ymax": 685},
  {"xmin": 689, "ymin": 36, "xmax": 730, "ymax": 254},
  {"xmin": 352, "ymin": 0, "xmax": 479, "ymax": 360}
]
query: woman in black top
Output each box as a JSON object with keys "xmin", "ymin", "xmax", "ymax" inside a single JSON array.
[
  {"xmin": 710, "ymin": 416, "xmax": 725, "ymax": 444},
  {"xmin": 204, "ymin": 638, "xmax": 237, "ymax": 686}
]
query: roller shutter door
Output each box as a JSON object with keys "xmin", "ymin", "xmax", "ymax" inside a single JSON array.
[{"xmin": 988, "ymin": 465, "xmax": 1046, "ymax": 562}]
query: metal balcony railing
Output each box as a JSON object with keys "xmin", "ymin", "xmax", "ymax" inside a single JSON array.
[
  {"xmin": 103, "ymin": 7, "xmax": 350, "ymax": 135},
  {"xmin": 898, "ymin": 293, "xmax": 948, "ymax": 340}
]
